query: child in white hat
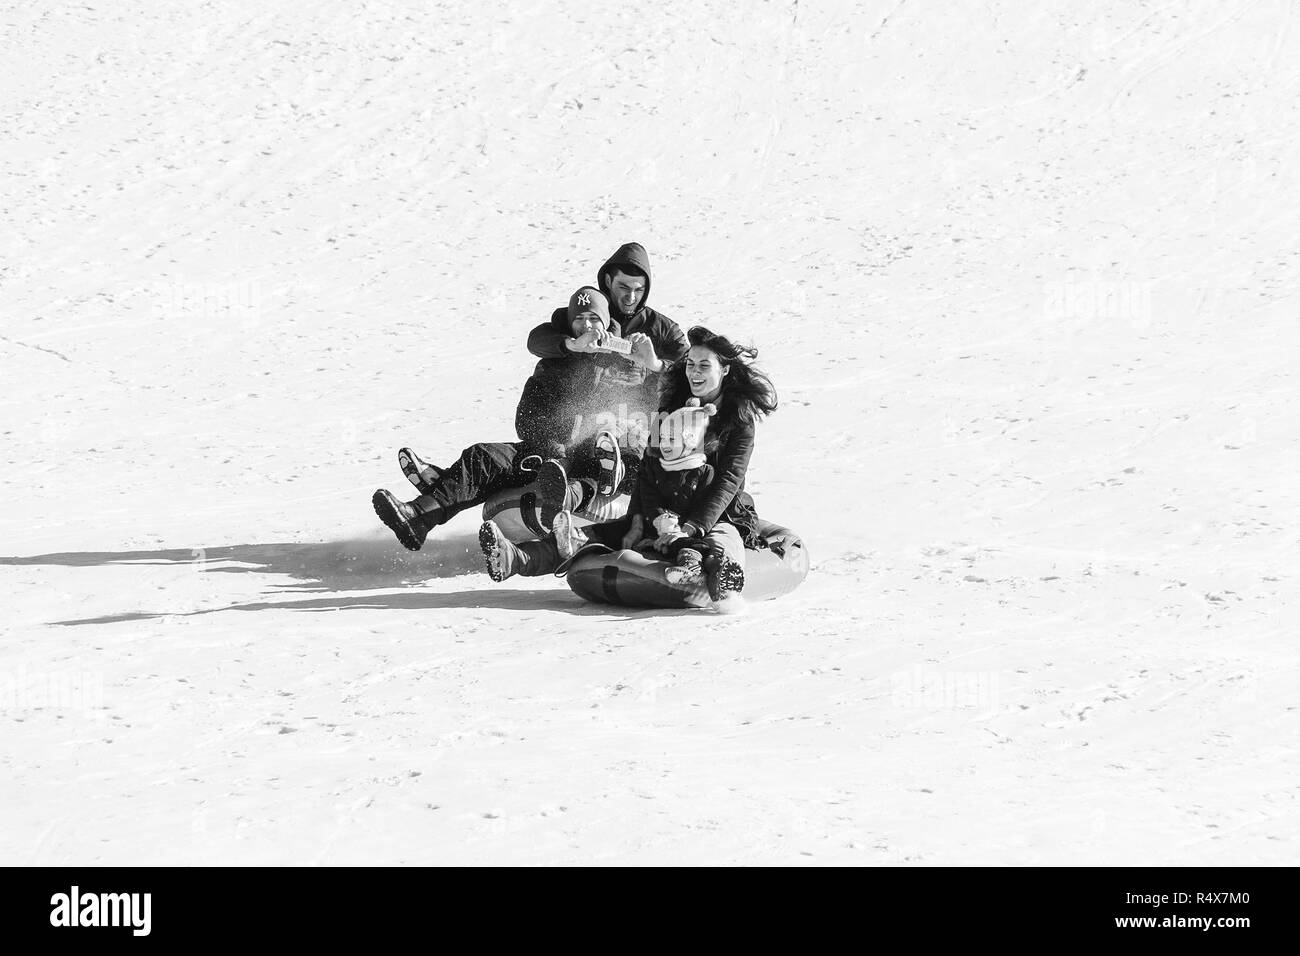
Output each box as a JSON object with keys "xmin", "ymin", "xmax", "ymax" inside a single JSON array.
[{"xmin": 639, "ymin": 397, "xmax": 717, "ymax": 582}]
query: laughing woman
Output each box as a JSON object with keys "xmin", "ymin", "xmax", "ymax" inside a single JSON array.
[{"xmin": 629, "ymin": 326, "xmax": 778, "ymax": 603}]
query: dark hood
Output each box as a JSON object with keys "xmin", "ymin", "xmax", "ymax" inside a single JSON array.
[{"xmin": 598, "ymin": 242, "xmax": 652, "ymax": 314}]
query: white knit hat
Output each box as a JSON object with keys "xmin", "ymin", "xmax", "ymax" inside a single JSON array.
[{"xmin": 657, "ymin": 398, "xmax": 715, "ymax": 472}]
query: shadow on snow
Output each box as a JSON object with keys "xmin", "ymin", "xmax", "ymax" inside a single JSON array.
[
  {"xmin": 1, "ymin": 534, "xmax": 695, "ymax": 625},
  {"xmin": 1, "ymin": 532, "xmax": 484, "ymax": 592}
]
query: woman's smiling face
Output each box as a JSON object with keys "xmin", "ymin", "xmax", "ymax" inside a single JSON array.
[{"xmin": 684, "ymin": 345, "xmax": 728, "ymax": 400}]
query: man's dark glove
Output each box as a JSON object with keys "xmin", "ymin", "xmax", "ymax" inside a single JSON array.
[{"xmin": 765, "ymin": 528, "xmax": 804, "ymax": 558}]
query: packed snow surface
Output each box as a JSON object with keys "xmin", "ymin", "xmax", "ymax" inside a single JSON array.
[{"xmin": 1, "ymin": 0, "xmax": 1296, "ymax": 864}]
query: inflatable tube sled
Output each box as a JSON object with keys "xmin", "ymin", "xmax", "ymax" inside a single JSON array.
[
  {"xmin": 565, "ymin": 519, "xmax": 808, "ymax": 609},
  {"xmin": 482, "ymin": 482, "xmax": 630, "ymax": 543}
]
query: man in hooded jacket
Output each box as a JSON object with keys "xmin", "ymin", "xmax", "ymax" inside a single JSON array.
[
  {"xmin": 527, "ymin": 242, "xmax": 687, "ymax": 384},
  {"xmin": 524, "ymin": 243, "xmax": 689, "ymax": 518}
]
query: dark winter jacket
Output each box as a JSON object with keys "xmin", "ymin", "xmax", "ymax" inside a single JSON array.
[
  {"xmin": 526, "ymin": 243, "xmax": 689, "ymax": 383},
  {"xmin": 637, "ymin": 407, "xmax": 760, "ymax": 546},
  {"xmin": 638, "ymin": 460, "xmax": 715, "ymax": 527},
  {"xmin": 514, "ymin": 311, "xmax": 651, "ymax": 455}
]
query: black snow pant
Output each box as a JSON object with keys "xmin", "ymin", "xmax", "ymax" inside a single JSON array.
[
  {"xmin": 508, "ymin": 514, "xmax": 637, "ymax": 578},
  {"xmin": 416, "ymin": 439, "xmax": 614, "ymax": 523},
  {"xmin": 416, "ymin": 441, "xmax": 533, "ymax": 522}
]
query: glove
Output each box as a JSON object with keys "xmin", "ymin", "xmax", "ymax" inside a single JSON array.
[
  {"xmin": 647, "ymin": 513, "xmax": 681, "ymax": 555},
  {"xmin": 652, "ymin": 513, "xmax": 681, "ymax": 537},
  {"xmin": 765, "ymin": 528, "xmax": 803, "ymax": 558}
]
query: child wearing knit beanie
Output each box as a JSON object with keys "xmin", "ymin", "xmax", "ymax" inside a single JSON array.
[{"xmin": 642, "ymin": 397, "xmax": 717, "ymax": 582}]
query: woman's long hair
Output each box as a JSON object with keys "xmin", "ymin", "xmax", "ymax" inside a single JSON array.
[{"xmin": 661, "ymin": 326, "xmax": 778, "ymax": 429}]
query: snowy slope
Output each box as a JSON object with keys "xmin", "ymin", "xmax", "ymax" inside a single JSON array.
[{"xmin": 1, "ymin": 0, "xmax": 1296, "ymax": 864}]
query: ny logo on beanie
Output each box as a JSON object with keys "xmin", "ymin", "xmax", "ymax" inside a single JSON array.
[{"xmin": 568, "ymin": 286, "xmax": 610, "ymax": 324}]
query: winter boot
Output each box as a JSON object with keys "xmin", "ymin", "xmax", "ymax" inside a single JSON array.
[
  {"xmin": 704, "ymin": 553, "xmax": 746, "ymax": 603},
  {"xmin": 552, "ymin": 509, "xmax": 590, "ymax": 562},
  {"xmin": 536, "ymin": 459, "xmax": 586, "ymax": 531},
  {"xmin": 479, "ymin": 520, "xmax": 522, "ymax": 582},
  {"xmin": 592, "ymin": 430, "xmax": 624, "ymax": 498},
  {"xmin": 665, "ymin": 546, "xmax": 705, "ymax": 585},
  {"xmin": 397, "ymin": 447, "xmax": 443, "ymax": 495},
  {"xmin": 479, "ymin": 520, "xmax": 563, "ymax": 581},
  {"xmin": 372, "ymin": 488, "xmax": 442, "ymax": 551}
]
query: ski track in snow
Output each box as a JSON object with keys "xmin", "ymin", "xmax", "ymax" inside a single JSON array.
[{"xmin": 1, "ymin": 0, "xmax": 1297, "ymax": 864}]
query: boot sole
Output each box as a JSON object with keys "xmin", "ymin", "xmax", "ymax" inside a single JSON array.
[
  {"xmin": 536, "ymin": 460, "xmax": 569, "ymax": 531},
  {"xmin": 593, "ymin": 432, "xmax": 623, "ymax": 498},
  {"xmin": 665, "ymin": 565, "xmax": 705, "ymax": 585},
  {"xmin": 478, "ymin": 521, "xmax": 508, "ymax": 582},
  {"xmin": 397, "ymin": 447, "xmax": 438, "ymax": 495},
  {"xmin": 707, "ymin": 558, "xmax": 746, "ymax": 602},
  {"xmin": 372, "ymin": 489, "xmax": 422, "ymax": 552}
]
